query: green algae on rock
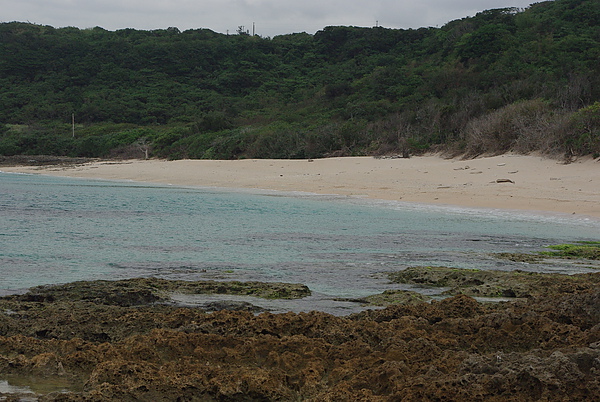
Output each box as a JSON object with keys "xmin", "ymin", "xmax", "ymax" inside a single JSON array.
[
  {"xmin": 22, "ymin": 277, "xmax": 311, "ymax": 307},
  {"xmin": 493, "ymin": 242, "xmax": 600, "ymax": 264},
  {"xmin": 540, "ymin": 241, "xmax": 600, "ymax": 260},
  {"xmin": 388, "ymin": 266, "xmax": 600, "ymax": 298}
]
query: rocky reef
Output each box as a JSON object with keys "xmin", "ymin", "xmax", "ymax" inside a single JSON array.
[
  {"xmin": 23, "ymin": 277, "xmax": 312, "ymax": 306},
  {"xmin": 493, "ymin": 241, "xmax": 600, "ymax": 267},
  {"xmin": 0, "ymin": 274, "xmax": 599, "ymax": 401},
  {"xmin": 389, "ymin": 266, "xmax": 600, "ymax": 298}
]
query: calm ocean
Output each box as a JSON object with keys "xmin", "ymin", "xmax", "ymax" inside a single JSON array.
[{"xmin": 1, "ymin": 171, "xmax": 598, "ymax": 313}]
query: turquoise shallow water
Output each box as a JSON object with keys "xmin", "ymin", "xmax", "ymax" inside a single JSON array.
[{"xmin": 1, "ymin": 171, "xmax": 599, "ymax": 313}]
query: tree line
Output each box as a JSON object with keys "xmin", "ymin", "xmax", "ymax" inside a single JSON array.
[{"xmin": 0, "ymin": 0, "xmax": 598, "ymax": 160}]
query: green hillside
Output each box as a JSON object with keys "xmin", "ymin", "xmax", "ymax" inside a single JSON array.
[{"xmin": 1, "ymin": 0, "xmax": 598, "ymax": 160}]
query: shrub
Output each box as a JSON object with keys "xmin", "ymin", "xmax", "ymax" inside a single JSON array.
[
  {"xmin": 461, "ymin": 99, "xmax": 563, "ymax": 156},
  {"xmin": 563, "ymin": 102, "xmax": 600, "ymax": 158}
]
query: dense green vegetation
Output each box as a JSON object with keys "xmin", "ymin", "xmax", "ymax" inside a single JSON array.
[{"xmin": 1, "ymin": 0, "xmax": 599, "ymax": 160}]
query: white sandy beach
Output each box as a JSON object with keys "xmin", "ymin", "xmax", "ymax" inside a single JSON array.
[{"xmin": 2, "ymin": 154, "xmax": 599, "ymax": 219}]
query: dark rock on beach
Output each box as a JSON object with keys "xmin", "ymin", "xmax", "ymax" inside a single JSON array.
[{"xmin": 0, "ymin": 275, "xmax": 599, "ymax": 400}]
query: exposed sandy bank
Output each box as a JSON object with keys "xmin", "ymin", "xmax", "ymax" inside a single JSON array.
[{"xmin": 2, "ymin": 154, "xmax": 599, "ymax": 218}]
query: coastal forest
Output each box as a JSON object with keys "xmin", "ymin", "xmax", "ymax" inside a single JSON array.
[{"xmin": 0, "ymin": 0, "xmax": 598, "ymax": 160}]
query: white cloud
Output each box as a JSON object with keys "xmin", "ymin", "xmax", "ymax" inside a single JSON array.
[{"xmin": 1, "ymin": 0, "xmax": 537, "ymax": 37}]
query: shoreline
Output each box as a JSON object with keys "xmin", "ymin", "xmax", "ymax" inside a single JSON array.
[
  {"xmin": 2, "ymin": 153, "xmax": 599, "ymax": 219},
  {"xmin": 2, "ymin": 155, "xmax": 600, "ymax": 400}
]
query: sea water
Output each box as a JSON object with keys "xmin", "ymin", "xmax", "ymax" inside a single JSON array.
[{"xmin": 1, "ymin": 172, "xmax": 598, "ymax": 314}]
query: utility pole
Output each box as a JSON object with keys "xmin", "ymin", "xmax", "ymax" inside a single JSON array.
[{"xmin": 72, "ymin": 113, "xmax": 75, "ymax": 138}]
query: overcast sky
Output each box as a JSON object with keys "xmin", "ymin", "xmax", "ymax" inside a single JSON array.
[{"xmin": 4, "ymin": 0, "xmax": 538, "ymax": 37}]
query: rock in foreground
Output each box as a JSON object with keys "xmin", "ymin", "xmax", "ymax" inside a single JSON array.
[{"xmin": 0, "ymin": 276, "xmax": 599, "ymax": 400}]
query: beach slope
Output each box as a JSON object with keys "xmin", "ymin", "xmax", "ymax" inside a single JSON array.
[{"xmin": 2, "ymin": 154, "xmax": 599, "ymax": 218}]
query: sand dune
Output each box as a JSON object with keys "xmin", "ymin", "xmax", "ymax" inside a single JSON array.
[{"xmin": 3, "ymin": 154, "xmax": 599, "ymax": 218}]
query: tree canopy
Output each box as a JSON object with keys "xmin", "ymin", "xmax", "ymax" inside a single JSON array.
[{"xmin": 1, "ymin": 0, "xmax": 599, "ymax": 160}]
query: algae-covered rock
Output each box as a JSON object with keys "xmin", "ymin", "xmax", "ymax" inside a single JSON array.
[
  {"xmin": 493, "ymin": 242, "xmax": 600, "ymax": 264},
  {"xmin": 541, "ymin": 241, "xmax": 600, "ymax": 260},
  {"xmin": 1, "ymin": 278, "xmax": 600, "ymax": 400},
  {"xmin": 22, "ymin": 277, "xmax": 311, "ymax": 306},
  {"xmin": 493, "ymin": 252, "xmax": 544, "ymax": 263},
  {"xmin": 335, "ymin": 289, "xmax": 431, "ymax": 307},
  {"xmin": 361, "ymin": 289, "xmax": 431, "ymax": 306},
  {"xmin": 388, "ymin": 266, "xmax": 600, "ymax": 298}
]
